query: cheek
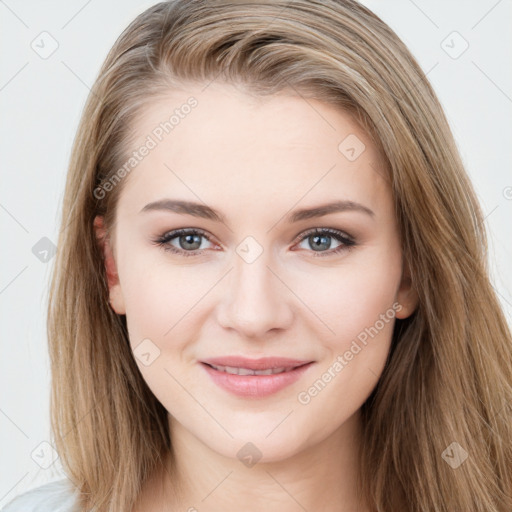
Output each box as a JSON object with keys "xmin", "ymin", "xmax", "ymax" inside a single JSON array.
[
  {"xmin": 120, "ymin": 241, "xmax": 401, "ymax": 346},
  {"xmin": 296, "ymin": 249, "xmax": 401, "ymax": 348},
  {"xmin": 293, "ymin": 266, "xmax": 400, "ymax": 442},
  {"xmin": 118, "ymin": 255, "xmax": 202, "ymax": 345},
  {"xmin": 119, "ymin": 262, "xmax": 207, "ymax": 404}
]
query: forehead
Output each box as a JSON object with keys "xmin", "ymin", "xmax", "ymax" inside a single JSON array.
[{"xmin": 117, "ymin": 82, "xmax": 390, "ymax": 218}]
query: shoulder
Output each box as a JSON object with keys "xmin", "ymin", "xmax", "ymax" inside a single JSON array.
[{"xmin": 1, "ymin": 478, "xmax": 79, "ymax": 512}]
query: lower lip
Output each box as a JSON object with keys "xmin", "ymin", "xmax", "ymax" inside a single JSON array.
[{"xmin": 201, "ymin": 362, "xmax": 314, "ymax": 398}]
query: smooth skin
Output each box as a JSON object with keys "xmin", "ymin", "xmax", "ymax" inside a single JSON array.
[{"xmin": 94, "ymin": 82, "xmax": 418, "ymax": 511}]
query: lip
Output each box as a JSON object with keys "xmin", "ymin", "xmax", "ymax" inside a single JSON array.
[
  {"xmin": 202, "ymin": 356, "xmax": 311, "ymax": 371},
  {"xmin": 200, "ymin": 357, "xmax": 315, "ymax": 398}
]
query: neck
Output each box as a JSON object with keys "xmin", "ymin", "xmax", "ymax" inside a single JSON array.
[{"xmin": 149, "ymin": 410, "xmax": 370, "ymax": 512}]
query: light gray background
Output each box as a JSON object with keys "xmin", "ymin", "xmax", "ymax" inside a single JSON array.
[{"xmin": 1, "ymin": 0, "xmax": 511, "ymax": 506}]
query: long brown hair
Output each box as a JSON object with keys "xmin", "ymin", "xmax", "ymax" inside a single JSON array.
[{"xmin": 47, "ymin": 1, "xmax": 512, "ymax": 510}]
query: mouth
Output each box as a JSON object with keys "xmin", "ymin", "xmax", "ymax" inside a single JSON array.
[
  {"xmin": 203, "ymin": 363, "xmax": 305, "ymax": 376},
  {"xmin": 200, "ymin": 357, "xmax": 315, "ymax": 398},
  {"xmin": 202, "ymin": 356, "xmax": 313, "ymax": 371}
]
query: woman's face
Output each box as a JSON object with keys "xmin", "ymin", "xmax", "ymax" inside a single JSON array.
[{"xmin": 95, "ymin": 82, "xmax": 417, "ymax": 463}]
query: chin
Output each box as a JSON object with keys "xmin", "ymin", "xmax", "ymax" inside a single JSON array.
[{"xmin": 206, "ymin": 429, "xmax": 308, "ymax": 465}]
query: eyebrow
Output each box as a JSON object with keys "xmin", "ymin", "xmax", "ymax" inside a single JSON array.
[{"xmin": 140, "ymin": 198, "xmax": 375, "ymax": 223}]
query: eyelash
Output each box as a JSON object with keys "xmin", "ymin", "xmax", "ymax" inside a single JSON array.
[{"xmin": 152, "ymin": 227, "xmax": 356, "ymax": 258}]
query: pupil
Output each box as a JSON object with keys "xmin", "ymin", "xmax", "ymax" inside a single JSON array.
[
  {"xmin": 311, "ymin": 234, "xmax": 330, "ymax": 251},
  {"xmin": 181, "ymin": 234, "xmax": 201, "ymax": 250}
]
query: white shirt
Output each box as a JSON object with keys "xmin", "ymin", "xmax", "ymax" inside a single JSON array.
[{"xmin": 1, "ymin": 478, "xmax": 78, "ymax": 512}]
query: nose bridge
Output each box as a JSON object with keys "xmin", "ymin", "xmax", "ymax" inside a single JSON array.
[
  {"xmin": 234, "ymin": 246, "xmax": 274, "ymax": 299},
  {"xmin": 217, "ymin": 238, "xmax": 293, "ymax": 336}
]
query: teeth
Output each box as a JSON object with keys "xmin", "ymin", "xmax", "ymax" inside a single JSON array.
[{"xmin": 209, "ymin": 364, "xmax": 292, "ymax": 375}]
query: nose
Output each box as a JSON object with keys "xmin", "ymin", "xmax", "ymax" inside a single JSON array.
[{"xmin": 216, "ymin": 249, "xmax": 294, "ymax": 339}]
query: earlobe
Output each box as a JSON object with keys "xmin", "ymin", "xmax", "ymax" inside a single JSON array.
[
  {"xmin": 93, "ymin": 215, "xmax": 126, "ymax": 315},
  {"xmin": 395, "ymin": 258, "xmax": 419, "ymax": 319}
]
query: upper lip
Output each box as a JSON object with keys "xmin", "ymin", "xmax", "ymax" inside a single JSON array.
[{"xmin": 201, "ymin": 356, "xmax": 313, "ymax": 371}]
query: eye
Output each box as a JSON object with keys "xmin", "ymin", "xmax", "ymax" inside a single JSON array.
[
  {"xmin": 152, "ymin": 227, "xmax": 356, "ymax": 258},
  {"xmin": 153, "ymin": 228, "xmax": 217, "ymax": 257},
  {"xmin": 292, "ymin": 228, "xmax": 356, "ymax": 257}
]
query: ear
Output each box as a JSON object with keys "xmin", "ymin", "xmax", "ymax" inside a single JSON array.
[
  {"xmin": 93, "ymin": 215, "xmax": 126, "ymax": 315},
  {"xmin": 395, "ymin": 257, "xmax": 419, "ymax": 320}
]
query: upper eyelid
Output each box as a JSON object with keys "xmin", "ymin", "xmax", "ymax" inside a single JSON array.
[{"xmin": 293, "ymin": 227, "xmax": 354, "ymax": 242}]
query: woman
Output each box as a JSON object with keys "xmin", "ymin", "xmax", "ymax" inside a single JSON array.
[{"xmin": 3, "ymin": 0, "xmax": 511, "ymax": 511}]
